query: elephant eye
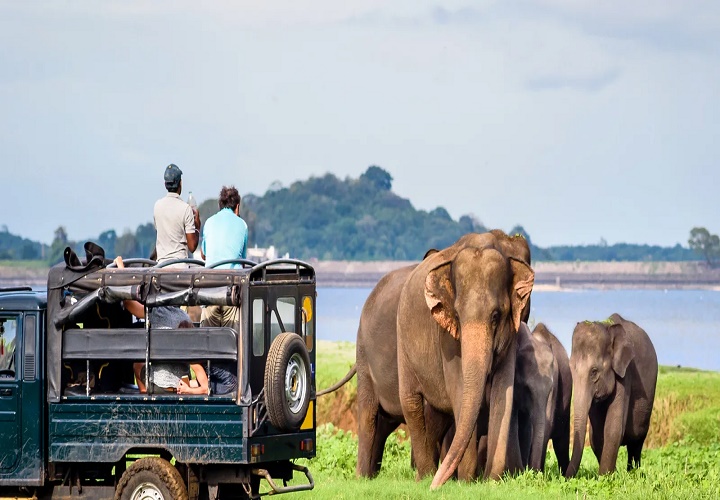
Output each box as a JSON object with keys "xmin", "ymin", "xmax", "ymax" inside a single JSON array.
[
  {"xmin": 590, "ymin": 367, "xmax": 599, "ymax": 379},
  {"xmin": 490, "ymin": 310, "xmax": 500, "ymax": 328}
]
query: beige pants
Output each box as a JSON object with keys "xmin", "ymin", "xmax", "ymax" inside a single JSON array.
[{"xmin": 201, "ymin": 305, "xmax": 239, "ymax": 328}]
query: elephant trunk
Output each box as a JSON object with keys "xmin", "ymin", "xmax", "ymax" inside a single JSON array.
[
  {"xmin": 528, "ymin": 399, "xmax": 548, "ymax": 471},
  {"xmin": 430, "ymin": 323, "xmax": 491, "ymax": 489},
  {"xmin": 565, "ymin": 385, "xmax": 592, "ymax": 478}
]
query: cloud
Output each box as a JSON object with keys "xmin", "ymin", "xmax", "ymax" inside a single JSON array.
[{"xmin": 525, "ymin": 68, "xmax": 621, "ymax": 92}]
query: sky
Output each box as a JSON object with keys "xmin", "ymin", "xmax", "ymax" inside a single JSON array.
[{"xmin": 1, "ymin": 1, "xmax": 718, "ymax": 248}]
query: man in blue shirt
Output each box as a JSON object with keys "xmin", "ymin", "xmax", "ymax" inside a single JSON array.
[
  {"xmin": 201, "ymin": 186, "xmax": 248, "ymax": 268},
  {"xmin": 201, "ymin": 186, "xmax": 248, "ymax": 328}
]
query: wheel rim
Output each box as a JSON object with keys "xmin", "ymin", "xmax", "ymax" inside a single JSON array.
[
  {"xmin": 285, "ymin": 352, "xmax": 307, "ymax": 414},
  {"xmin": 130, "ymin": 482, "xmax": 165, "ymax": 500}
]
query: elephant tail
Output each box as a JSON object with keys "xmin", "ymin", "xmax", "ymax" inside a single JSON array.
[{"xmin": 317, "ymin": 364, "xmax": 357, "ymax": 396}]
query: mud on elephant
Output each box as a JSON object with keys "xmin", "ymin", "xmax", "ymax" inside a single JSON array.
[
  {"xmin": 397, "ymin": 232, "xmax": 534, "ymax": 489},
  {"xmin": 565, "ymin": 313, "xmax": 658, "ymax": 477}
]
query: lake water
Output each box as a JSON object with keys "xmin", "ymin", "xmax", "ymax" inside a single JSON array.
[{"xmin": 316, "ymin": 287, "xmax": 720, "ymax": 372}]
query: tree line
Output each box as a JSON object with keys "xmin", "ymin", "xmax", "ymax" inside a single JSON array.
[{"xmin": 0, "ymin": 167, "xmax": 717, "ymax": 265}]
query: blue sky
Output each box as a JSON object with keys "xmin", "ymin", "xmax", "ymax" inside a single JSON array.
[{"xmin": 1, "ymin": 1, "xmax": 718, "ymax": 247}]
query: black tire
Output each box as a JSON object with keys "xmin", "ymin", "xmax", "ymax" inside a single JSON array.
[
  {"xmin": 264, "ymin": 332, "xmax": 312, "ymax": 431},
  {"xmin": 115, "ymin": 457, "xmax": 188, "ymax": 500}
]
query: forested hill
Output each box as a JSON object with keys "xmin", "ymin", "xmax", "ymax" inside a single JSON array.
[
  {"xmin": 0, "ymin": 166, "xmax": 706, "ymax": 263},
  {"xmin": 219, "ymin": 166, "xmax": 697, "ymax": 262},
  {"xmin": 235, "ymin": 166, "xmax": 488, "ymax": 260}
]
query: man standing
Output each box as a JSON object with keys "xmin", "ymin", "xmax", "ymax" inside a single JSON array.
[
  {"xmin": 201, "ymin": 186, "xmax": 248, "ymax": 268},
  {"xmin": 200, "ymin": 185, "xmax": 248, "ymax": 328},
  {"xmin": 153, "ymin": 164, "xmax": 201, "ymax": 266}
]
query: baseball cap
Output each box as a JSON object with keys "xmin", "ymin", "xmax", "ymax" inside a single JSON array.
[{"xmin": 164, "ymin": 164, "xmax": 183, "ymax": 187}]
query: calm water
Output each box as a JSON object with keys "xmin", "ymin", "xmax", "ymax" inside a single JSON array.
[{"xmin": 316, "ymin": 287, "xmax": 720, "ymax": 372}]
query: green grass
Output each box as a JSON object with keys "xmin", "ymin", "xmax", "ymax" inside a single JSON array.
[
  {"xmin": 316, "ymin": 340, "xmax": 355, "ymax": 390},
  {"xmin": 308, "ymin": 342, "xmax": 720, "ymax": 499},
  {"xmin": 290, "ymin": 427, "xmax": 720, "ymax": 499},
  {"xmin": 0, "ymin": 260, "xmax": 49, "ymax": 269}
]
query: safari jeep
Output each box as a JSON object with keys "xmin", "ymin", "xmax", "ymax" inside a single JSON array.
[{"xmin": 0, "ymin": 248, "xmax": 316, "ymax": 499}]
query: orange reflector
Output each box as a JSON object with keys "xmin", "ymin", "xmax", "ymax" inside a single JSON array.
[
  {"xmin": 251, "ymin": 443, "xmax": 265, "ymax": 457},
  {"xmin": 300, "ymin": 438, "xmax": 314, "ymax": 452}
]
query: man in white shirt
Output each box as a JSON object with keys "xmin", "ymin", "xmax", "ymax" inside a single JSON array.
[{"xmin": 153, "ymin": 164, "xmax": 201, "ymax": 266}]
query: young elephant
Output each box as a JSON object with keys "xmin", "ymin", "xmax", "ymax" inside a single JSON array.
[
  {"xmin": 532, "ymin": 323, "xmax": 572, "ymax": 475},
  {"xmin": 565, "ymin": 313, "xmax": 658, "ymax": 477},
  {"xmin": 514, "ymin": 322, "xmax": 556, "ymax": 472}
]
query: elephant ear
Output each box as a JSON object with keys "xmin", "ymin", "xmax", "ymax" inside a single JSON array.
[
  {"xmin": 509, "ymin": 257, "xmax": 534, "ymax": 333},
  {"xmin": 423, "ymin": 248, "xmax": 439, "ymax": 260},
  {"xmin": 424, "ymin": 261, "xmax": 458, "ymax": 339},
  {"xmin": 610, "ymin": 323, "xmax": 634, "ymax": 378}
]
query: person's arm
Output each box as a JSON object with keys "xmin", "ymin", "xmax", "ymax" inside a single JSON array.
[
  {"xmin": 241, "ymin": 230, "xmax": 248, "ymax": 259},
  {"xmin": 185, "ymin": 207, "xmax": 201, "ymax": 253},
  {"xmin": 114, "ymin": 257, "xmax": 146, "ymax": 319},
  {"xmin": 178, "ymin": 364, "xmax": 209, "ymax": 395}
]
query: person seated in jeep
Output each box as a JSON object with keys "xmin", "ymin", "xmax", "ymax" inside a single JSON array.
[
  {"xmin": 134, "ymin": 320, "xmax": 209, "ymax": 395},
  {"xmin": 114, "ymin": 257, "xmax": 237, "ymax": 395}
]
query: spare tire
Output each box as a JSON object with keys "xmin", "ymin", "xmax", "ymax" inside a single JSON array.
[{"xmin": 264, "ymin": 332, "xmax": 312, "ymax": 431}]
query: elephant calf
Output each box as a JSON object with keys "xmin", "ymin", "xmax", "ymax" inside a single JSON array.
[
  {"xmin": 565, "ymin": 313, "xmax": 658, "ymax": 477},
  {"xmin": 531, "ymin": 323, "xmax": 572, "ymax": 476},
  {"xmin": 514, "ymin": 322, "xmax": 556, "ymax": 473}
]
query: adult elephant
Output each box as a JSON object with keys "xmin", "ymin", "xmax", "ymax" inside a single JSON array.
[
  {"xmin": 565, "ymin": 313, "xmax": 658, "ymax": 477},
  {"xmin": 396, "ymin": 232, "xmax": 534, "ymax": 489},
  {"xmin": 319, "ymin": 251, "xmax": 451, "ymax": 478}
]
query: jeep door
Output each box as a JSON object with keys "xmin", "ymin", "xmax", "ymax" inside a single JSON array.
[{"xmin": 0, "ymin": 314, "xmax": 20, "ymax": 472}]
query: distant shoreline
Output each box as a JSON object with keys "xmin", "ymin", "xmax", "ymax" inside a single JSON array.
[{"xmin": 2, "ymin": 260, "xmax": 720, "ymax": 290}]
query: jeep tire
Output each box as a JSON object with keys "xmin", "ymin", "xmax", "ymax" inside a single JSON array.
[
  {"xmin": 264, "ymin": 332, "xmax": 312, "ymax": 431},
  {"xmin": 115, "ymin": 457, "xmax": 188, "ymax": 500}
]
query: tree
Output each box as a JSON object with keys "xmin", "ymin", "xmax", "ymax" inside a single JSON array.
[
  {"xmin": 360, "ymin": 166, "xmax": 393, "ymax": 191},
  {"xmin": 47, "ymin": 226, "xmax": 70, "ymax": 265},
  {"xmin": 688, "ymin": 227, "xmax": 720, "ymax": 267},
  {"xmin": 135, "ymin": 223, "xmax": 156, "ymax": 259},
  {"xmin": 115, "ymin": 230, "xmax": 138, "ymax": 257},
  {"xmin": 98, "ymin": 230, "xmax": 117, "ymax": 257}
]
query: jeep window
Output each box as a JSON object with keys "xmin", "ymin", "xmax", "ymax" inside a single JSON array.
[
  {"xmin": 253, "ymin": 298, "xmax": 265, "ymax": 356},
  {"xmin": 271, "ymin": 297, "xmax": 296, "ymax": 343},
  {"xmin": 0, "ymin": 316, "xmax": 19, "ymax": 379}
]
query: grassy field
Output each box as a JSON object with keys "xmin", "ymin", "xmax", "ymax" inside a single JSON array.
[{"xmin": 294, "ymin": 341, "xmax": 720, "ymax": 499}]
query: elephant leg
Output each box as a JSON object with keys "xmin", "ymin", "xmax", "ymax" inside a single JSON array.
[
  {"xmin": 476, "ymin": 434, "xmax": 488, "ymax": 478},
  {"xmin": 371, "ymin": 412, "xmax": 400, "ymax": 474},
  {"xmin": 356, "ymin": 375, "xmax": 388, "ymax": 478},
  {"xmin": 485, "ymin": 343, "xmax": 521, "ymax": 479},
  {"xmin": 401, "ymin": 389, "xmax": 437, "ymax": 480},
  {"xmin": 588, "ymin": 406, "xmax": 606, "ymax": 464},
  {"xmin": 626, "ymin": 437, "xmax": 644, "ymax": 471},
  {"xmin": 552, "ymin": 416, "xmax": 571, "ymax": 476},
  {"xmin": 424, "ymin": 404, "xmax": 452, "ymax": 470},
  {"xmin": 598, "ymin": 395, "xmax": 627, "ymax": 475}
]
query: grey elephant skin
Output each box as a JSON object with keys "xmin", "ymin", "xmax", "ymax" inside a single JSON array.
[
  {"xmin": 514, "ymin": 322, "xmax": 557, "ymax": 473},
  {"xmin": 531, "ymin": 322, "xmax": 572, "ymax": 475},
  {"xmin": 442, "ymin": 320, "xmax": 569, "ymax": 477},
  {"xmin": 354, "ymin": 263, "xmax": 416, "ymax": 477},
  {"xmin": 397, "ymin": 232, "xmax": 534, "ymax": 489},
  {"xmin": 565, "ymin": 313, "xmax": 658, "ymax": 477}
]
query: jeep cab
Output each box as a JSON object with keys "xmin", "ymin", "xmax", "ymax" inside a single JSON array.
[{"xmin": 0, "ymin": 252, "xmax": 316, "ymax": 499}]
